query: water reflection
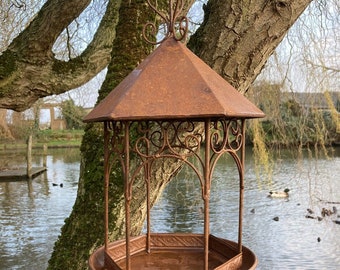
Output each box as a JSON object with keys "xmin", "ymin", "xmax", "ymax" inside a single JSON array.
[
  {"xmin": 150, "ymin": 148, "xmax": 340, "ymax": 270},
  {"xmin": 0, "ymin": 148, "xmax": 80, "ymax": 270},
  {"xmin": 0, "ymin": 147, "xmax": 339, "ymax": 270}
]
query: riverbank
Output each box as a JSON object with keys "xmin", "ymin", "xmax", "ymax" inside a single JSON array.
[
  {"xmin": 1, "ymin": 128, "xmax": 338, "ymax": 151},
  {"xmin": 0, "ymin": 130, "xmax": 83, "ymax": 150}
]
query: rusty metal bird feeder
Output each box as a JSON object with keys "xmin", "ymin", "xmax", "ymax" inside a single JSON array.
[{"xmin": 84, "ymin": 1, "xmax": 265, "ymax": 269}]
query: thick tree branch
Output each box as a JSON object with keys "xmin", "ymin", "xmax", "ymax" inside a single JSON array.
[
  {"xmin": 0, "ymin": 0, "xmax": 120, "ymax": 111},
  {"xmin": 188, "ymin": 0, "xmax": 312, "ymax": 94}
]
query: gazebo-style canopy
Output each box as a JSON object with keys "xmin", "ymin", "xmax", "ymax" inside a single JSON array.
[
  {"xmin": 84, "ymin": 37, "xmax": 263, "ymax": 122},
  {"xmin": 85, "ymin": 1, "xmax": 264, "ymax": 269}
]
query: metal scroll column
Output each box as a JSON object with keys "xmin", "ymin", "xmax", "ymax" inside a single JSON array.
[
  {"xmin": 103, "ymin": 122, "xmax": 110, "ymax": 253},
  {"xmin": 238, "ymin": 119, "xmax": 246, "ymax": 254},
  {"xmin": 146, "ymin": 123, "xmax": 151, "ymax": 254},
  {"xmin": 204, "ymin": 119, "xmax": 211, "ymax": 270},
  {"xmin": 124, "ymin": 122, "xmax": 131, "ymax": 270}
]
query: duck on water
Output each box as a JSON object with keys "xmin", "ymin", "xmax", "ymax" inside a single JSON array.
[{"xmin": 268, "ymin": 188, "xmax": 290, "ymax": 198}]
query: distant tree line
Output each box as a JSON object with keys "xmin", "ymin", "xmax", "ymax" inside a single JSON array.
[{"xmin": 247, "ymin": 82, "xmax": 340, "ymax": 147}]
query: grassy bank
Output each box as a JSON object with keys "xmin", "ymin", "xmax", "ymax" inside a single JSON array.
[{"xmin": 0, "ymin": 130, "xmax": 84, "ymax": 150}]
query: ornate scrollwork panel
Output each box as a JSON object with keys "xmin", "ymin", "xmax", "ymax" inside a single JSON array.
[
  {"xmin": 143, "ymin": 0, "xmax": 188, "ymax": 44},
  {"xmin": 210, "ymin": 119, "xmax": 243, "ymax": 154},
  {"xmin": 106, "ymin": 119, "xmax": 245, "ymax": 200}
]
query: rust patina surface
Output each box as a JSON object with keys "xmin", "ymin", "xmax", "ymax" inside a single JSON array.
[
  {"xmin": 83, "ymin": 37, "xmax": 264, "ymax": 123},
  {"xmin": 89, "ymin": 234, "xmax": 257, "ymax": 270}
]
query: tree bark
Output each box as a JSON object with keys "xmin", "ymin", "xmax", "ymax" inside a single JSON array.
[{"xmin": 188, "ymin": 0, "xmax": 311, "ymax": 94}]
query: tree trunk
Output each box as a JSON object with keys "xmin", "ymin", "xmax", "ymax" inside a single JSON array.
[
  {"xmin": 47, "ymin": 0, "xmax": 311, "ymax": 269},
  {"xmin": 47, "ymin": 1, "xmax": 167, "ymax": 269}
]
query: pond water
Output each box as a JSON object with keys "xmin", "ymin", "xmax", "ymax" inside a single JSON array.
[
  {"xmin": 0, "ymin": 148, "xmax": 80, "ymax": 270},
  {"xmin": 0, "ymin": 147, "xmax": 339, "ymax": 270}
]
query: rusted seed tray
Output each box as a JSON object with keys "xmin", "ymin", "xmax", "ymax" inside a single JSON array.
[{"xmin": 89, "ymin": 233, "xmax": 257, "ymax": 270}]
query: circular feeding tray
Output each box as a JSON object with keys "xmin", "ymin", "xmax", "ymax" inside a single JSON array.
[{"xmin": 89, "ymin": 233, "xmax": 257, "ymax": 270}]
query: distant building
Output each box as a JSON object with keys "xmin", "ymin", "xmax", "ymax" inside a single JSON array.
[
  {"xmin": 41, "ymin": 103, "xmax": 67, "ymax": 130},
  {"xmin": 5, "ymin": 103, "xmax": 67, "ymax": 130},
  {"xmin": 290, "ymin": 91, "xmax": 340, "ymax": 112},
  {"xmin": 249, "ymin": 83, "xmax": 339, "ymax": 114}
]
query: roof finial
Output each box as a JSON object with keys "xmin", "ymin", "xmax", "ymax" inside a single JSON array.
[{"xmin": 143, "ymin": 0, "xmax": 188, "ymax": 45}]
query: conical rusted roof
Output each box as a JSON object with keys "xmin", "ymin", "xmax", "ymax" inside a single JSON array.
[{"xmin": 84, "ymin": 38, "xmax": 264, "ymax": 122}]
